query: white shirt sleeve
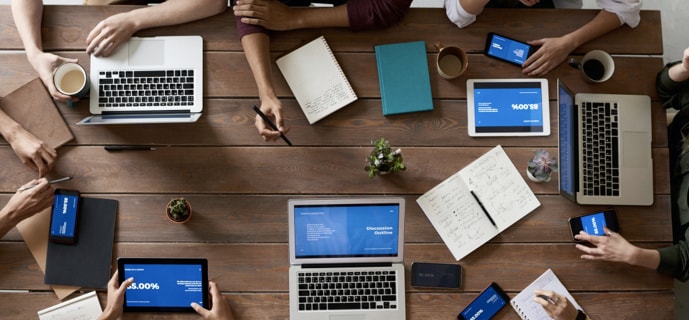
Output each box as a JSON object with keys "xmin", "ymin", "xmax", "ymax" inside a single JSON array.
[
  {"xmin": 596, "ymin": 0, "xmax": 642, "ymax": 28},
  {"xmin": 444, "ymin": 0, "xmax": 477, "ymax": 29}
]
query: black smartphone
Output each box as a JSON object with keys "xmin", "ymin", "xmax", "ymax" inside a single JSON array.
[
  {"xmin": 411, "ymin": 262, "xmax": 462, "ymax": 289},
  {"xmin": 48, "ymin": 189, "xmax": 80, "ymax": 244},
  {"xmin": 568, "ymin": 209, "xmax": 620, "ymax": 241},
  {"xmin": 457, "ymin": 282, "xmax": 510, "ymax": 320},
  {"xmin": 484, "ymin": 32, "xmax": 535, "ymax": 66}
]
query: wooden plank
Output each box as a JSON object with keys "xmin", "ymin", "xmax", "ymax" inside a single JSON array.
[
  {"xmin": 0, "ymin": 7, "xmax": 663, "ymax": 55},
  {"xmin": 0, "ymin": 291, "xmax": 674, "ymax": 320},
  {"xmin": 0, "ymin": 146, "xmax": 671, "ymax": 195},
  {"xmin": 0, "ymin": 243, "xmax": 673, "ymax": 292}
]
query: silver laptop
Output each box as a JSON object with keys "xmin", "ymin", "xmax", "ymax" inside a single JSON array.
[
  {"xmin": 288, "ymin": 198, "xmax": 406, "ymax": 320},
  {"xmin": 79, "ymin": 36, "xmax": 203, "ymax": 125},
  {"xmin": 557, "ymin": 79, "xmax": 653, "ymax": 205}
]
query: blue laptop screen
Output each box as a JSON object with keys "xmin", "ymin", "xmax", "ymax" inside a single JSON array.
[
  {"xmin": 293, "ymin": 204, "xmax": 400, "ymax": 259},
  {"xmin": 123, "ymin": 263, "xmax": 204, "ymax": 308},
  {"xmin": 558, "ymin": 82, "xmax": 576, "ymax": 198},
  {"xmin": 473, "ymin": 82, "xmax": 544, "ymax": 133}
]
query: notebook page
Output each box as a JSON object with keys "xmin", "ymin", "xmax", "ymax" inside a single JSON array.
[{"xmin": 510, "ymin": 269, "xmax": 581, "ymax": 320}]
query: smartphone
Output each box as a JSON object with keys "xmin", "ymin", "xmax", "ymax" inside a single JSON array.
[
  {"xmin": 411, "ymin": 262, "xmax": 462, "ymax": 289},
  {"xmin": 484, "ymin": 32, "xmax": 535, "ymax": 66},
  {"xmin": 457, "ymin": 282, "xmax": 510, "ymax": 320},
  {"xmin": 49, "ymin": 189, "xmax": 81, "ymax": 244},
  {"xmin": 568, "ymin": 209, "xmax": 620, "ymax": 241}
]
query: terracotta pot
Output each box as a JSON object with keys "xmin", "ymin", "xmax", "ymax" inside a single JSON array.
[{"xmin": 165, "ymin": 198, "xmax": 192, "ymax": 224}]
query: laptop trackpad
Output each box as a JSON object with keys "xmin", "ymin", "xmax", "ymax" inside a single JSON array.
[
  {"xmin": 622, "ymin": 131, "xmax": 650, "ymax": 168},
  {"xmin": 128, "ymin": 39, "xmax": 164, "ymax": 66},
  {"xmin": 330, "ymin": 315, "xmax": 366, "ymax": 320}
]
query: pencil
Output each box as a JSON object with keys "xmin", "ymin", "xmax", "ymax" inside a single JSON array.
[
  {"xmin": 252, "ymin": 106, "xmax": 292, "ymax": 146},
  {"xmin": 18, "ymin": 176, "xmax": 73, "ymax": 192}
]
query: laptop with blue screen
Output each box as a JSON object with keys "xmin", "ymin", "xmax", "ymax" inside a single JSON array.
[{"xmin": 288, "ymin": 197, "xmax": 406, "ymax": 320}]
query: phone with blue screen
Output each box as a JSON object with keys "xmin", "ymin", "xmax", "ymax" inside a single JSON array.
[
  {"xmin": 457, "ymin": 282, "xmax": 509, "ymax": 320},
  {"xmin": 49, "ymin": 189, "xmax": 80, "ymax": 244},
  {"xmin": 484, "ymin": 32, "xmax": 535, "ymax": 66},
  {"xmin": 569, "ymin": 209, "xmax": 620, "ymax": 242}
]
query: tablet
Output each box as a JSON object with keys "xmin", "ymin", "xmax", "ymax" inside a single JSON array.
[
  {"xmin": 467, "ymin": 79, "xmax": 550, "ymax": 137},
  {"xmin": 117, "ymin": 258, "xmax": 209, "ymax": 312}
]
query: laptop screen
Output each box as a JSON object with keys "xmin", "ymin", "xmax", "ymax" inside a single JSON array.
[
  {"xmin": 289, "ymin": 198, "xmax": 404, "ymax": 264},
  {"xmin": 558, "ymin": 80, "xmax": 576, "ymax": 201}
]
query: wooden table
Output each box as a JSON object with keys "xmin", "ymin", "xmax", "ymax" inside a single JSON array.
[{"xmin": 0, "ymin": 5, "xmax": 673, "ymax": 319}]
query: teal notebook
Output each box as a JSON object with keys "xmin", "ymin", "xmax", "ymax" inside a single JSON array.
[{"xmin": 374, "ymin": 41, "xmax": 433, "ymax": 116}]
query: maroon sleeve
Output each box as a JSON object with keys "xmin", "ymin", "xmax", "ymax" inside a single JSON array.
[
  {"xmin": 235, "ymin": 15, "xmax": 270, "ymax": 38},
  {"xmin": 346, "ymin": 0, "xmax": 412, "ymax": 32}
]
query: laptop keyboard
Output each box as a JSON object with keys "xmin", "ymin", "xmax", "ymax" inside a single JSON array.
[
  {"xmin": 297, "ymin": 270, "xmax": 399, "ymax": 312},
  {"xmin": 581, "ymin": 101, "xmax": 620, "ymax": 196},
  {"xmin": 97, "ymin": 69, "xmax": 195, "ymax": 108}
]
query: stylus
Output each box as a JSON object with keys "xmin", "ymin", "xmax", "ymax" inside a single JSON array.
[
  {"xmin": 18, "ymin": 176, "xmax": 73, "ymax": 192},
  {"xmin": 470, "ymin": 190, "xmax": 497, "ymax": 228},
  {"xmin": 253, "ymin": 105, "xmax": 292, "ymax": 146},
  {"xmin": 105, "ymin": 146, "xmax": 157, "ymax": 151}
]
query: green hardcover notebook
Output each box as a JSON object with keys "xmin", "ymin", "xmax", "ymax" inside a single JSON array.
[{"xmin": 374, "ymin": 41, "xmax": 433, "ymax": 116}]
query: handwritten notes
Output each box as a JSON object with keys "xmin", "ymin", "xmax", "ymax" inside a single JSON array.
[
  {"xmin": 276, "ymin": 36, "xmax": 357, "ymax": 124},
  {"xmin": 37, "ymin": 291, "xmax": 102, "ymax": 320},
  {"xmin": 416, "ymin": 145, "xmax": 540, "ymax": 260},
  {"xmin": 510, "ymin": 269, "xmax": 581, "ymax": 320}
]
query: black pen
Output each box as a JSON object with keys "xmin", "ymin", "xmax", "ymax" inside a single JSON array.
[
  {"xmin": 105, "ymin": 146, "xmax": 157, "ymax": 152},
  {"xmin": 470, "ymin": 190, "xmax": 497, "ymax": 228},
  {"xmin": 252, "ymin": 105, "xmax": 292, "ymax": 146},
  {"xmin": 18, "ymin": 176, "xmax": 73, "ymax": 192},
  {"xmin": 537, "ymin": 294, "xmax": 557, "ymax": 305}
]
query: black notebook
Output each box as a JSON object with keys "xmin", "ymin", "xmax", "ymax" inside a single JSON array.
[{"xmin": 45, "ymin": 197, "xmax": 118, "ymax": 288}]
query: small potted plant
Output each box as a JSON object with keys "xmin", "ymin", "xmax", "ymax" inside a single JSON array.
[
  {"xmin": 165, "ymin": 197, "xmax": 192, "ymax": 223},
  {"xmin": 527, "ymin": 149, "xmax": 558, "ymax": 183},
  {"xmin": 365, "ymin": 138, "xmax": 406, "ymax": 178}
]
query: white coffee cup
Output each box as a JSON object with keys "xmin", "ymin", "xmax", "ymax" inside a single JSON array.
[
  {"xmin": 568, "ymin": 50, "xmax": 615, "ymax": 83},
  {"xmin": 53, "ymin": 63, "xmax": 90, "ymax": 105}
]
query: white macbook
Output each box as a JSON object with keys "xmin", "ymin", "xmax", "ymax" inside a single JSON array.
[
  {"xmin": 557, "ymin": 79, "xmax": 653, "ymax": 205},
  {"xmin": 79, "ymin": 36, "xmax": 203, "ymax": 125},
  {"xmin": 288, "ymin": 197, "xmax": 406, "ymax": 320}
]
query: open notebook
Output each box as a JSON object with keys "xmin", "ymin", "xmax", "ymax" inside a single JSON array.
[{"xmin": 511, "ymin": 269, "xmax": 581, "ymax": 320}]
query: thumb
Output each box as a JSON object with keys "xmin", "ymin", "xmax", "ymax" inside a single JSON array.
[
  {"xmin": 191, "ymin": 302, "xmax": 210, "ymax": 317},
  {"xmin": 61, "ymin": 57, "xmax": 79, "ymax": 64}
]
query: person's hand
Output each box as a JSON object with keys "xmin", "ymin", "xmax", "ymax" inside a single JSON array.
[
  {"xmin": 26, "ymin": 51, "xmax": 78, "ymax": 102},
  {"xmin": 519, "ymin": 0, "xmax": 541, "ymax": 6},
  {"xmin": 574, "ymin": 227, "xmax": 636, "ymax": 263},
  {"xmin": 681, "ymin": 47, "xmax": 689, "ymax": 72},
  {"xmin": 98, "ymin": 271, "xmax": 134, "ymax": 320},
  {"xmin": 4, "ymin": 178, "xmax": 53, "ymax": 222},
  {"xmin": 191, "ymin": 281, "xmax": 235, "ymax": 320},
  {"xmin": 233, "ymin": 0, "xmax": 296, "ymax": 31},
  {"xmin": 533, "ymin": 290, "xmax": 579, "ymax": 320},
  {"xmin": 86, "ymin": 12, "xmax": 138, "ymax": 57},
  {"xmin": 6, "ymin": 126, "xmax": 56, "ymax": 177},
  {"xmin": 522, "ymin": 36, "xmax": 577, "ymax": 76},
  {"xmin": 254, "ymin": 98, "xmax": 289, "ymax": 142}
]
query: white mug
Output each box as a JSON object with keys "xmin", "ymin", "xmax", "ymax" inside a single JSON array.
[{"xmin": 569, "ymin": 50, "xmax": 615, "ymax": 83}]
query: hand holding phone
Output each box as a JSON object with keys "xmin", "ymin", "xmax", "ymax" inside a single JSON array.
[
  {"xmin": 411, "ymin": 262, "xmax": 462, "ymax": 289},
  {"xmin": 49, "ymin": 189, "xmax": 80, "ymax": 244},
  {"xmin": 569, "ymin": 209, "xmax": 620, "ymax": 243},
  {"xmin": 484, "ymin": 32, "xmax": 535, "ymax": 66}
]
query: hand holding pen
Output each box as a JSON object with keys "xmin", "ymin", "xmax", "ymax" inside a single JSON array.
[
  {"xmin": 18, "ymin": 176, "xmax": 72, "ymax": 192},
  {"xmin": 253, "ymin": 105, "xmax": 292, "ymax": 146},
  {"xmin": 5, "ymin": 178, "xmax": 55, "ymax": 225}
]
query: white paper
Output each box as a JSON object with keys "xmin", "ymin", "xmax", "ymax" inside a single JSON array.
[
  {"xmin": 510, "ymin": 269, "xmax": 582, "ymax": 320},
  {"xmin": 37, "ymin": 291, "xmax": 102, "ymax": 320}
]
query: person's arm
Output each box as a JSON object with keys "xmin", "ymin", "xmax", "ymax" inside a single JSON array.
[
  {"xmin": 10, "ymin": 0, "xmax": 77, "ymax": 102},
  {"xmin": 668, "ymin": 47, "xmax": 689, "ymax": 83},
  {"xmin": 0, "ymin": 178, "xmax": 53, "ymax": 238},
  {"xmin": 656, "ymin": 47, "xmax": 689, "ymax": 110},
  {"xmin": 191, "ymin": 281, "xmax": 236, "ymax": 320},
  {"xmin": 86, "ymin": 0, "xmax": 227, "ymax": 57},
  {"xmin": 522, "ymin": 9, "xmax": 622, "ymax": 76},
  {"xmin": 574, "ymin": 227, "xmax": 661, "ymax": 270},
  {"xmin": 0, "ymin": 110, "xmax": 56, "ymax": 177},
  {"xmin": 98, "ymin": 271, "xmax": 134, "ymax": 320},
  {"xmin": 444, "ymin": 0, "xmax": 489, "ymax": 29}
]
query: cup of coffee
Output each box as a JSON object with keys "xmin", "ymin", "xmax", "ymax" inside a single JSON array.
[
  {"xmin": 568, "ymin": 50, "xmax": 615, "ymax": 83},
  {"xmin": 435, "ymin": 42, "xmax": 468, "ymax": 80},
  {"xmin": 53, "ymin": 63, "xmax": 89, "ymax": 106}
]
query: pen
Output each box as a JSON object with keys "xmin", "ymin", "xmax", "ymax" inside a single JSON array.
[
  {"xmin": 105, "ymin": 146, "xmax": 157, "ymax": 152},
  {"xmin": 537, "ymin": 294, "xmax": 557, "ymax": 305},
  {"xmin": 252, "ymin": 105, "xmax": 292, "ymax": 146},
  {"xmin": 470, "ymin": 190, "xmax": 497, "ymax": 228},
  {"xmin": 18, "ymin": 176, "xmax": 73, "ymax": 192}
]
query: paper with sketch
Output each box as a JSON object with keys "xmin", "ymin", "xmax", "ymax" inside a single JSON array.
[
  {"xmin": 510, "ymin": 269, "xmax": 581, "ymax": 320},
  {"xmin": 416, "ymin": 145, "xmax": 540, "ymax": 260},
  {"xmin": 37, "ymin": 291, "xmax": 102, "ymax": 320},
  {"xmin": 276, "ymin": 36, "xmax": 357, "ymax": 124}
]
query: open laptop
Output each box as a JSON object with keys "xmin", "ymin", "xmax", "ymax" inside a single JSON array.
[
  {"xmin": 78, "ymin": 36, "xmax": 203, "ymax": 125},
  {"xmin": 288, "ymin": 197, "xmax": 406, "ymax": 320},
  {"xmin": 557, "ymin": 79, "xmax": 653, "ymax": 206}
]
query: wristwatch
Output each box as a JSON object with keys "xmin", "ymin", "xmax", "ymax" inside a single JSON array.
[{"xmin": 575, "ymin": 310, "xmax": 587, "ymax": 320}]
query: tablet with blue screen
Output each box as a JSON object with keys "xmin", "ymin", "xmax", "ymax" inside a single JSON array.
[
  {"xmin": 467, "ymin": 79, "xmax": 550, "ymax": 137},
  {"xmin": 117, "ymin": 258, "xmax": 209, "ymax": 312}
]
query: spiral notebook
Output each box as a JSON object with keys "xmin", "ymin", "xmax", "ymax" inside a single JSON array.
[
  {"xmin": 510, "ymin": 269, "xmax": 581, "ymax": 320},
  {"xmin": 276, "ymin": 35, "xmax": 357, "ymax": 124}
]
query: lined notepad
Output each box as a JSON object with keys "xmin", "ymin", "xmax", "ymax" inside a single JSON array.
[
  {"xmin": 511, "ymin": 269, "xmax": 581, "ymax": 320},
  {"xmin": 276, "ymin": 36, "xmax": 357, "ymax": 124}
]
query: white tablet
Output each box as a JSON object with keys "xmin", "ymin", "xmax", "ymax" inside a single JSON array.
[{"xmin": 467, "ymin": 79, "xmax": 550, "ymax": 137}]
